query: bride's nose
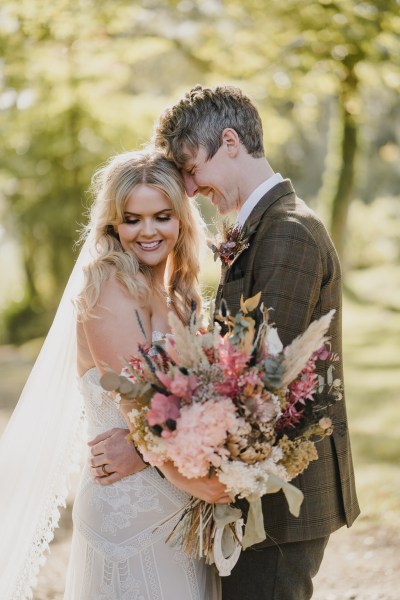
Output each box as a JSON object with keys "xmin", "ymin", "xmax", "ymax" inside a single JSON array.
[{"xmin": 141, "ymin": 219, "xmax": 157, "ymax": 236}]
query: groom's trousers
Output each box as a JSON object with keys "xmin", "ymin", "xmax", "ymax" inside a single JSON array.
[{"xmin": 221, "ymin": 536, "xmax": 329, "ymax": 600}]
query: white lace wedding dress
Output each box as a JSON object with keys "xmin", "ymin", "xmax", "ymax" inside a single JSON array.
[{"xmin": 64, "ymin": 363, "xmax": 220, "ymax": 599}]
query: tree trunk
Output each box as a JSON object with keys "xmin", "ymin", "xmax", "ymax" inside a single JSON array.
[
  {"xmin": 22, "ymin": 240, "xmax": 41, "ymax": 307},
  {"xmin": 329, "ymin": 66, "xmax": 359, "ymax": 265}
]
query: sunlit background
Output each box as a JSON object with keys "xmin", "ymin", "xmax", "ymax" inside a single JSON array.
[{"xmin": 0, "ymin": 1, "xmax": 399, "ymax": 597}]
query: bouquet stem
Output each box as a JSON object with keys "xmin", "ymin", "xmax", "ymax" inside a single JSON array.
[{"xmin": 165, "ymin": 498, "xmax": 244, "ymax": 576}]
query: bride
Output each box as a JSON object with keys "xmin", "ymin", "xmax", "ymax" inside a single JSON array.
[{"xmin": 0, "ymin": 149, "xmax": 226, "ymax": 599}]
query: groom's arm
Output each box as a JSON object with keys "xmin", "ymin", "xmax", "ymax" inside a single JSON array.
[
  {"xmin": 252, "ymin": 218, "xmax": 323, "ymax": 345},
  {"xmin": 89, "ymin": 427, "xmax": 147, "ymax": 485}
]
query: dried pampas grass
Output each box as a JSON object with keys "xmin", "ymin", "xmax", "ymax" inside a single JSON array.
[{"xmin": 281, "ymin": 310, "xmax": 335, "ymax": 388}]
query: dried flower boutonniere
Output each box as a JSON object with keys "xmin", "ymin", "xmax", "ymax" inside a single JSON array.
[{"xmin": 209, "ymin": 221, "xmax": 256, "ymax": 267}]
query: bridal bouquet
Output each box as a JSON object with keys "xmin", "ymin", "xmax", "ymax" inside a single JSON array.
[{"xmin": 101, "ymin": 294, "xmax": 342, "ymax": 575}]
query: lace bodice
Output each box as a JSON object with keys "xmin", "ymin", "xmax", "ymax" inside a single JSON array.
[
  {"xmin": 79, "ymin": 368, "xmax": 125, "ymax": 439},
  {"xmin": 79, "ymin": 331, "xmax": 169, "ymax": 438}
]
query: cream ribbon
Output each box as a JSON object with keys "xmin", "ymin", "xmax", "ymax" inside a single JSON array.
[
  {"xmin": 242, "ymin": 474, "xmax": 304, "ymax": 549},
  {"xmin": 210, "ymin": 476, "xmax": 304, "ymax": 574},
  {"xmin": 211, "ymin": 504, "xmax": 243, "ymax": 576}
]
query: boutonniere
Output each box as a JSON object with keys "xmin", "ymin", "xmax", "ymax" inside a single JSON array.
[{"xmin": 208, "ymin": 221, "xmax": 257, "ymax": 267}]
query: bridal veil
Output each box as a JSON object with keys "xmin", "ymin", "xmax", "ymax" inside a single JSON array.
[{"xmin": 0, "ymin": 239, "xmax": 93, "ymax": 599}]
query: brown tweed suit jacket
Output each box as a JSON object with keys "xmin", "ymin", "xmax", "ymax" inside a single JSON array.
[{"xmin": 216, "ymin": 179, "xmax": 360, "ymax": 546}]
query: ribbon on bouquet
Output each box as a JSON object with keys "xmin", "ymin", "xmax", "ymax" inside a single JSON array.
[
  {"xmin": 242, "ymin": 474, "xmax": 304, "ymax": 549},
  {"xmin": 211, "ymin": 476, "xmax": 303, "ymax": 575},
  {"xmin": 210, "ymin": 504, "xmax": 243, "ymax": 576}
]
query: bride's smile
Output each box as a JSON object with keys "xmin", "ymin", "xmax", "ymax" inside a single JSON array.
[{"xmin": 117, "ymin": 183, "xmax": 180, "ymax": 275}]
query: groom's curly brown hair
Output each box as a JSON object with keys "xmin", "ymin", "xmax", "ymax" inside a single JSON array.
[{"xmin": 153, "ymin": 84, "xmax": 265, "ymax": 168}]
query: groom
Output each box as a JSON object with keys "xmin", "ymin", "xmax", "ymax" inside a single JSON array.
[{"xmin": 90, "ymin": 84, "xmax": 360, "ymax": 599}]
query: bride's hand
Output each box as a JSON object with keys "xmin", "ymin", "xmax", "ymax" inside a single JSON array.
[
  {"xmin": 160, "ymin": 462, "xmax": 232, "ymax": 504},
  {"xmin": 88, "ymin": 427, "xmax": 148, "ymax": 485}
]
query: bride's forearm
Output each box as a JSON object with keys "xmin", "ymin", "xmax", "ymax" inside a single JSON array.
[
  {"xmin": 119, "ymin": 400, "xmax": 230, "ymax": 504},
  {"xmin": 158, "ymin": 462, "xmax": 232, "ymax": 504},
  {"xmin": 118, "ymin": 397, "xmax": 137, "ymax": 434}
]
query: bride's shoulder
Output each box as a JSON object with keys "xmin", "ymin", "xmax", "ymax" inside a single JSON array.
[
  {"xmin": 100, "ymin": 266, "xmax": 146, "ymax": 299},
  {"xmin": 90, "ymin": 268, "xmax": 149, "ymax": 323}
]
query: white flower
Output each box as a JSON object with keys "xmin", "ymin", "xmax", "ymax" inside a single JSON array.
[
  {"xmin": 218, "ymin": 450, "xmax": 288, "ymax": 499},
  {"xmin": 266, "ymin": 327, "xmax": 283, "ymax": 355}
]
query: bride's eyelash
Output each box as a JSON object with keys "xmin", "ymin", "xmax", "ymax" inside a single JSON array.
[{"xmin": 123, "ymin": 214, "xmax": 172, "ymax": 224}]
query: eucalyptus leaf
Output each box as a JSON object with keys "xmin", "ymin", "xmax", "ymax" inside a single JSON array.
[
  {"xmin": 118, "ymin": 377, "xmax": 136, "ymax": 395},
  {"xmin": 100, "ymin": 371, "xmax": 121, "ymax": 392}
]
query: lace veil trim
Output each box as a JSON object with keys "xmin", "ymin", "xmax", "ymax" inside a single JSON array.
[{"xmin": 0, "ymin": 240, "xmax": 93, "ymax": 599}]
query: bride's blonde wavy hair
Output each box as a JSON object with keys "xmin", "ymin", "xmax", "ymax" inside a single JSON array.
[{"xmin": 76, "ymin": 149, "xmax": 205, "ymax": 323}]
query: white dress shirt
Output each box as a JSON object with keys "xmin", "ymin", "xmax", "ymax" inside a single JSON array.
[{"xmin": 236, "ymin": 173, "xmax": 284, "ymax": 227}]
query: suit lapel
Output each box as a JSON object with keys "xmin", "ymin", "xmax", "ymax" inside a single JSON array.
[
  {"xmin": 244, "ymin": 179, "xmax": 294, "ymax": 232},
  {"xmin": 218, "ymin": 179, "xmax": 295, "ymax": 288}
]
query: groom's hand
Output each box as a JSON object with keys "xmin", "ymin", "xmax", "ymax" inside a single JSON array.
[{"xmin": 88, "ymin": 427, "xmax": 147, "ymax": 485}]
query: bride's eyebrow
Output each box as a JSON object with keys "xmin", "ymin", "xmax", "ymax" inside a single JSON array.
[{"xmin": 123, "ymin": 209, "xmax": 174, "ymax": 216}]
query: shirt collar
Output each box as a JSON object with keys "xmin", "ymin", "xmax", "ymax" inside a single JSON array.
[{"xmin": 236, "ymin": 173, "xmax": 283, "ymax": 227}]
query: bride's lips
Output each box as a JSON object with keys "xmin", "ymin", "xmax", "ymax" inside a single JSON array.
[{"xmin": 137, "ymin": 240, "xmax": 163, "ymax": 251}]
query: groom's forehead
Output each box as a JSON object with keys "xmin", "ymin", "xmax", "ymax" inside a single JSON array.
[
  {"xmin": 181, "ymin": 144, "xmax": 198, "ymax": 164},
  {"xmin": 179, "ymin": 145, "xmax": 199, "ymax": 169}
]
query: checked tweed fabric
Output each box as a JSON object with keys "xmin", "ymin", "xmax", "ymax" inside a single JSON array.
[{"xmin": 216, "ymin": 179, "xmax": 360, "ymax": 546}]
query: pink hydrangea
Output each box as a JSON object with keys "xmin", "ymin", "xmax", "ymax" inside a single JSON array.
[
  {"xmin": 139, "ymin": 445, "xmax": 166, "ymax": 468},
  {"xmin": 165, "ymin": 397, "xmax": 239, "ymax": 478}
]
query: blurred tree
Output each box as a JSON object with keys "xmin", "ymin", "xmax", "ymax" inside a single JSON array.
[
  {"xmin": 131, "ymin": 0, "xmax": 400, "ymax": 259},
  {"xmin": 0, "ymin": 4, "xmax": 103, "ymax": 339},
  {"xmin": 0, "ymin": 0, "xmax": 199, "ymax": 341},
  {"xmin": 232, "ymin": 0, "xmax": 400, "ymax": 261},
  {"xmin": 0, "ymin": 0, "xmax": 399, "ymax": 341}
]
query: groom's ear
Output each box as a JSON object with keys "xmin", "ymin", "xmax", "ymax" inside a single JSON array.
[{"xmin": 221, "ymin": 128, "xmax": 240, "ymax": 157}]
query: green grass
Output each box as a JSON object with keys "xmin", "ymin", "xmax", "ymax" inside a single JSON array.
[{"xmin": 342, "ymin": 294, "xmax": 400, "ymax": 527}]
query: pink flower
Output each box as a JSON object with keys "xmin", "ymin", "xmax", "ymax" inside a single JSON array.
[
  {"xmin": 166, "ymin": 398, "xmax": 239, "ymax": 478},
  {"xmin": 240, "ymin": 370, "xmax": 263, "ymax": 387},
  {"xmin": 161, "ymin": 429, "xmax": 175, "ymax": 439},
  {"xmin": 288, "ymin": 373, "xmax": 317, "ymax": 404},
  {"xmin": 156, "ymin": 371, "xmax": 173, "ymax": 390},
  {"xmin": 146, "ymin": 393, "xmax": 181, "ymax": 427},
  {"xmin": 217, "ymin": 337, "xmax": 249, "ymax": 376},
  {"xmin": 313, "ymin": 345, "xmax": 330, "ymax": 361},
  {"xmin": 243, "ymin": 395, "xmax": 278, "ymax": 422},
  {"xmin": 156, "ymin": 370, "xmax": 198, "ymax": 400},
  {"xmin": 215, "ymin": 378, "xmax": 239, "ymax": 398},
  {"xmin": 139, "ymin": 446, "xmax": 165, "ymax": 468},
  {"xmin": 170, "ymin": 372, "xmax": 198, "ymax": 398}
]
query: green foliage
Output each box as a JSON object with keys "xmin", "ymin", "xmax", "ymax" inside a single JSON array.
[
  {"xmin": 0, "ymin": 295, "xmax": 49, "ymax": 345},
  {"xmin": 345, "ymin": 197, "xmax": 400, "ymax": 271}
]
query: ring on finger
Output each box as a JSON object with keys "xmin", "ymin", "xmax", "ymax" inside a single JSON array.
[{"xmin": 102, "ymin": 464, "xmax": 110, "ymax": 476}]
